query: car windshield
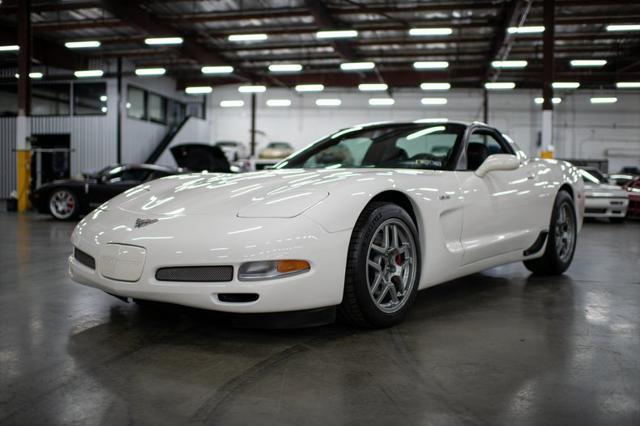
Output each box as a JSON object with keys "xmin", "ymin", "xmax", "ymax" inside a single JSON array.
[
  {"xmin": 276, "ymin": 123, "xmax": 465, "ymax": 170},
  {"xmin": 580, "ymin": 168, "xmax": 605, "ymax": 184}
]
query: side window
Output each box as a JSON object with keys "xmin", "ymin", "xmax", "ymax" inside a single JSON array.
[
  {"xmin": 108, "ymin": 169, "xmax": 150, "ymax": 183},
  {"xmin": 466, "ymin": 131, "xmax": 509, "ymax": 171}
]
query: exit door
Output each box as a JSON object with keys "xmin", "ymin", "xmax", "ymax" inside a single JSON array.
[{"xmin": 30, "ymin": 134, "xmax": 71, "ymax": 191}]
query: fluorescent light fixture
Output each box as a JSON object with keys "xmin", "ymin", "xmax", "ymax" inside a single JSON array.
[
  {"xmin": 228, "ymin": 33, "xmax": 268, "ymax": 42},
  {"xmin": 409, "ymin": 28, "xmax": 453, "ymax": 36},
  {"xmin": 590, "ymin": 97, "xmax": 617, "ymax": 104},
  {"xmin": 484, "ymin": 82, "xmax": 515, "ymax": 90},
  {"xmin": 74, "ymin": 70, "xmax": 104, "ymax": 78},
  {"xmin": 220, "ymin": 100, "xmax": 244, "ymax": 108},
  {"xmin": 101, "ymin": 106, "xmax": 107, "ymax": 113},
  {"xmin": 295, "ymin": 84, "xmax": 324, "ymax": 92},
  {"xmin": 268, "ymin": 64, "xmax": 303, "ymax": 73},
  {"xmin": 616, "ymin": 81, "xmax": 640, "ymax": 88},
  {"xmin": 606, "ymin": 24, "xmax": 640, "ymax": 32},
  {"xmin": 65, "ymin": 40, "xmax": 101, "ymax": 49},
  {"xmin": 570, "ymin": 59, "xmax": 607, "ymax": 67},
  {"xmin": 492, "ymin": 60, "xmax": 528, "ymax": 68},
  {"xmin": 420, "ymin": 97, "xmax": 448, "ymax": 105},
  {"xmin": 340, "ymin": 61, "xmax": 375, "ymax": 71},
  {"xmin": 100, "ymin": 95, "xmax": 107, "ymax": 102},
  {"xmin": 316, "ymin": 98, "xmax": 341, "ymax": 107},
  {"xmin": 316, "ymin": 30, "xmax": 358, "ymax": 39},
  {"xmin": 507, "ymin": 26, "xmax": 545, "ymax": 34},
  {"xmin": 238, "ymin": 85, "xmax": 266, "ymax": 93},
  {"xmin": 15, "ymin": 72, "xmax": 43, "ymax": 79},
  {"xmin": 552, "ymin": 82, "xmax": 580, "ymax": 89},
  {"xmin": 358, "ymin": 83, "xmax": 388, "ymax": 91},
  {"xmin": 0, "ymin": 45, "xmax": 20, "ymax": 52},
  {"xmin": 414, "ymin": 118, "xmax": 448, "ymax": 123},
  {"xmin": 135, "ymin": 67, "xmax": 166, "ymax": 76},
  {"xmin": 266, "ymin": 99, "xmax": 292, "ymax": 107},
  {"xmin": 534, "ymin": 97, "xmax": 561, "ymax": 104},
  {"xmin": 420, "ymin": 82, "xmax": 451, "ymax": 90},
  {"xmin": 185, "ymin": 86, "xmax": 212, "ymax": 94},
  {"xmin": 407, "ymin": 126, "xmax": 446, "ymax": 140},
  {"xmin": 368, "ymin": 98, "xmax": 395, "ymax": 106},
  {"xmin": 201, "ymin": 65, "xmax": 233, "ymax": 74},
  {"xmin": 144, "ymin": 37, "xmax": 183, "ymax": 45},
  {"xmin": 413, "ymin": 61, "xmax": 449, "ymax": 69}
]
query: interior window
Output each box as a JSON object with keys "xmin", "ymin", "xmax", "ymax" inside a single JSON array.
[
  {"xmin": 466, "ymin": 131, "xmax": 508, "ymax": 171},
  {"xmin": 127, "ymin": 86, "xmax": 146, "ymax": 119}
]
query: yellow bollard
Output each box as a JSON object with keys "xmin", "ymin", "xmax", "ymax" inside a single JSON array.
[
  {"xmin": 540, "ymin": 150, "xmax": 554, "ymax": 159},
  {"xmin": 16, "ymin": 149, "xmax": 31, "ymax": 213}
]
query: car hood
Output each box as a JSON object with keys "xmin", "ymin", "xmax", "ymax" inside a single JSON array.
[
  {"xmin": 108, "ymin": 169, "xmax": 387, "ymax": 217},
  {"xmin": 170, "ymin": 143, "xmax": 231, "ymax": 172}
]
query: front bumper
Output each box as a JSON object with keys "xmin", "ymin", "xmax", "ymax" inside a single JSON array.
[
  {"xmin": 584, "ymin": 197, "xmax": 628, "ymax": 218},
  {"xmin": 69, "ymin": 208, "xmax": 351, "ymax": 313}
]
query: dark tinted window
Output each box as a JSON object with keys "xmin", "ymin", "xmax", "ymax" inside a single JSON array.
[
  {"xmin": 74, "ymin": 82, "xmax": 107, "ymax": 115},
  {"xmin": 107, "ymin": 168, "xmax": 151, "ymax": 183},
  {"xmin": 32, "ymin": 83, "xmax": 70, "ymax": 116},
  {"xmin": 127, "ymin": 86, "xmax": 146, "ymax": 119},
  {"xmin": 148, "ymin": 93, "xmax": 167, "ymax": 123}
]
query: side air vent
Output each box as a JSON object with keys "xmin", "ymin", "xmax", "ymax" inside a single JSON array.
[
  {"xmin": 74, "ymin": 247, "xmax": 96, "ymax": 270},
  {"xmin": 155, "ymin": 266, "xmax": 233, "ymax": 282}
]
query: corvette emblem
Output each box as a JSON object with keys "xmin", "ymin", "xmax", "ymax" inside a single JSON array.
[{"xmin": 134, "ymin": 218, "xmax": 158, "ymax": 228}]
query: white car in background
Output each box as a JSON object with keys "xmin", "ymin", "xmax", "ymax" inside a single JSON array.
[
  {"xmin": 580, "ymin": 167, "xmax": 629, "ymax": 223},
  {"xmin": 69, "ymin": 121, "xmax": 584, "ymax": 328},
  {"xmin": 215, "ymin": 140, "xmax": 248, "ymax": 162}
]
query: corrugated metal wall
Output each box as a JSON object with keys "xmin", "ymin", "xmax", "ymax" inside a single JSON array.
[
  {"xmin": 0, "ymin": 115, "xmax": 117, "ymax": 199},
  {"xmin": 0, "ymin": 118, "xmax": 17, "ymax": 199}
]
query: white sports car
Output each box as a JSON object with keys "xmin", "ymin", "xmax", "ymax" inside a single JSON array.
[{"xmin": 69, "ymin": 121, "xmax": 585, "ymax": 327}]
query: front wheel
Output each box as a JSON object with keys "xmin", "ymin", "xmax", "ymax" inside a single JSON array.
[
  {"xmin": 339, "ymin": 202, "xmax": 421, "ymax": 328},
  {"xmin": 48, "ymin": 188, "xmax": 80, "ymax": 220},
  {"xmin": 524, "ymin": 190, "xmax": 577, "ymax": 275}
]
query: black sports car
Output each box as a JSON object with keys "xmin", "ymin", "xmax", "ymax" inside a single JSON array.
[
  {"xmin": 30, "ymin": 143, "xmax": 232, "ymax": 220},
  {"xmin": 30, "ymin": 164, "xmax": 181, "ymax": 220}
]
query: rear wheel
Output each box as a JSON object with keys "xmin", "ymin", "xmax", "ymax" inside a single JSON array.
[
  {"xmin": 339, "ymin": 202, "xmax": 421, "ymax": 328},
  {"xmin": 48, "ymin": 188, "xmax": 80, "ymax": 220},
  {"xmin": 524, "ymin": 190, "xmax": 576, "ymax": 275}
]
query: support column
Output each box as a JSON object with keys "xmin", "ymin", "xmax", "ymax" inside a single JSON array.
[
  {"xmin": 541, "ymin": 0, "xmax": 555, "ymax": 159},
  {"xmin": 116, "ymin": 57, "xmax": 122, "ymax": 163},
  {"xmin": 16, "ymin": 0, "xmax": 32, "ymax": 213},
  {"xmin": 250, "ymin": 93, "xmax": 256, "ymax": 157},
  {"xmin": 483, "ymin": 89, "xmax": 489, "ymax": 124}
]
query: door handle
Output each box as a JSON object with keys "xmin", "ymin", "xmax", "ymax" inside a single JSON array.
[
  {"xmin": 527, "ymin": 174, "xmax": 535, "ymax": 180},
  {"xmin": 439, "ymin": 193, "xmax": 451, "ymax": 200}
]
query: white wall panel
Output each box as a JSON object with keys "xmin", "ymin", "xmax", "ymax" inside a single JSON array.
[{"xmin": 211, "ymin": 87, "xmax": 640, "ymax": 172}]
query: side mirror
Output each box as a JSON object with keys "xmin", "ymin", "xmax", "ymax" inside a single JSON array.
[{"xmin": 475, "ymin": 154, "xmax": 520, "ymax": 177}]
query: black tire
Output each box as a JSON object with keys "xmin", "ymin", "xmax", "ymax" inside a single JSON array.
[
  {"xmin": 338, "ymin": 202, "xmax": 421, "ymax": 328},
  {"xmin": 610, "ymin": 217, "xmax": 625, "ymax": 224},
  {"xmin": 524, "ymin": 190, "xmax": 577, "ymax": 275},
  {"xmin": 48, "ymin": 188, "xmax": 80, "ymax": 220}
]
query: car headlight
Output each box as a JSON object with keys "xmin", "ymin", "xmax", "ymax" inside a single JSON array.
[{"xmin": 238, "ymin": 260, "xmax": 310, "ymax": 281}]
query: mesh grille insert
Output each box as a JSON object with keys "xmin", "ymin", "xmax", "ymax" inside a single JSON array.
[
  {"xmin": 155, "ymin": 266, "xmax": 233, "ymax": 282},
  {"xmin": 74, "ymin": 247, "xmax": 96, "ymax": 270}
]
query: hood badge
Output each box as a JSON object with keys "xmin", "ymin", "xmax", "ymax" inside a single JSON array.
[{"xmin": 134, "ymin": 218, "xmax": 159, "ymax": 228}]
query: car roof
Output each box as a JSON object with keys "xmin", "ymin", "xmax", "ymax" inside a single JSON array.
[{"xmin": 350, "ymin": 120, "xmax": 489, "ymax": 130}]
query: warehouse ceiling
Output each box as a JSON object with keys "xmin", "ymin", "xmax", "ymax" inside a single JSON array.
[{"xmin": 1, "ymin": 0, "xmax": 639, "ymax": 89}]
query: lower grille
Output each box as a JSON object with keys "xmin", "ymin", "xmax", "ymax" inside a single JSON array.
[
  {"xmin": 586, "ymin": 208, "xmax": 606, "ymax": 214},
  {"xmin": 155, "ymin": 266, "xmax": 233, "ymax": 282},
  {"xmin": 74, "ymin": 247, "xmax": 96, "ymax": 270}
]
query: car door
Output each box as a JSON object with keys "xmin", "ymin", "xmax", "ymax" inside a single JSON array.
[{"xmin": 454, "ymin": 126, "xmax": 540, "ymax": 265}]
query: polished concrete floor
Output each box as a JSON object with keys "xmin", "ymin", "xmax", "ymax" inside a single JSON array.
[{"xmin": 0, "ymin": 212, "xmax": 638, "ymax": 425}]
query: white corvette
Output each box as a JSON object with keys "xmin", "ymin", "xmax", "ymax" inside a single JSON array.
[{"xmin": 69, "ymin": 121, "xmax": 584, "ymax": 327}]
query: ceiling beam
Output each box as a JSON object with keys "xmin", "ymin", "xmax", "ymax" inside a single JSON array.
[{"xmin": 485, "ymin": 0, "xmax": 529, "ymax": 80}]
